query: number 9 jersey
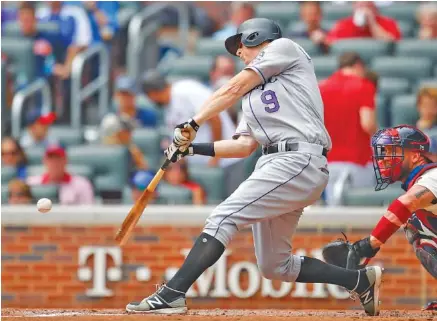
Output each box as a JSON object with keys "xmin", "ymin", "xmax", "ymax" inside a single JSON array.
[{"xmin": 234, "ymin": 38, "xmax": 332, "ymax": 150}]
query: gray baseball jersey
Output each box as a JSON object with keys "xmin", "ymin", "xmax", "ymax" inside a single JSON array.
[
  {"xmin": 235, "ymin": 38, "xmax": 332, "ymax": 149},
  {"xmin": 202, "ymin": 38, "xmax": 331, "ymax": 283}
]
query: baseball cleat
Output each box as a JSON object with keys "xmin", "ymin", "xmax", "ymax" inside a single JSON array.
[
  {"xmin": 356, "ymin": 266, "xmax": 384, "ymax": 316},
  {"xmin": 126, "ymin": 284, "xmax": 187, "ymax": 314},
  {"xmin": 423, "ymin": 300, "xmax": 437, "ymax": 311}
]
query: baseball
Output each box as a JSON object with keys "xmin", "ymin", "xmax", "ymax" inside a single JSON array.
[{"xmin": 37, "ymin": 198, "xmax": 52, "ymax": 213}]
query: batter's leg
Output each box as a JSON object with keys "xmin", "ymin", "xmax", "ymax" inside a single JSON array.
[{"xmin": 252, "ymin": 210, "xmax": 384, "ymax": 316}]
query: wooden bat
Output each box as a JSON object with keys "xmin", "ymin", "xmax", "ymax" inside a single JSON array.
[{"xmin": 115, "ymin": 159, "xmax": 171, "ymax": 246}]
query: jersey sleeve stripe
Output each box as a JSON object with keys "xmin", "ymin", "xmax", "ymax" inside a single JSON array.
[{"xmin": 245, "ymin": 66, "xmax": 266, "ymax": 84}]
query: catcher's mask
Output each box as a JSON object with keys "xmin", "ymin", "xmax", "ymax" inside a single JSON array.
[{"xmin": 372, "ymin": 125, "xmax": 430, "ymax": 191}]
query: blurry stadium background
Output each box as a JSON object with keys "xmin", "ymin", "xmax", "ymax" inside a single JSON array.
[{"xmin": 1, "ymin": 0, "xmax": 437, "ymax": 312}]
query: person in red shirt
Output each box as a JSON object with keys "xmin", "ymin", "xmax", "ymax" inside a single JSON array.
[
  {"xmin": 326, "ymin": 1, "xmax": 401, "ymax": 44},
  {"xmin": 320, "ymin": 52, "xmax": 378, "ymax": 206}
]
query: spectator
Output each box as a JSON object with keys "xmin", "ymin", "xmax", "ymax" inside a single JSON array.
[
  {"xmin": 417, "ymin": 3, "xmax": 437, "ymax": 39},
  {"xmin": 209, "ymin": 55, "xmax": 237, "ymax": 90},
  {"xmin": 319, "ymin": 52, "xmax": 377, "ymax": 206},
  {"xmin": 142, "ymin": 70, "xmax": 238, "ymax": 167},
  {"xmin": 416, "ymin": 87, "xmax": 437, "ymax": 132},
  {"xmin": 288, "ymin": 2, "xmax": 328, "ymax": 52},
  {"xmin": 16, "ymin": 2, "xmax": 57, "ymax": 84},
  {"xmin": 83, "ymin": 1, "xmax": 119, "ymax": 42},
  {"xmin": 209, "ymin": 56, "xmax": 239, "ymax": 124},
  {"xmin": 37, "ymin": 1, "xmax": 92, "ymax": 79},
  {"xmin": 130, "ymin": 170, "xmax": 157, "ymax": 203},
  {"xmin": 100, "ymin": 113, "xmax": 148, "ymax": 171},
  {"xmin": 8, "ymin": 179, "xmax": 33, "ymax": 205},
  {"xmin": 20, "ymin": 110, "xmax": 57, "ymax": 148},
  {"xmin": 113, "ymin": 75, "xmax": 157, "ymax": 128},
  {"xmin": 27, "ymin": 143, "xmax": 95, "ymax": 204},
  {"xmin": 212, "ymin": 2, "xmax": 255, "ymax": 40},
  {"xmin": 326, "ymin": 1, "xmax": 401, "ymax": 44},
  {"xmin": 164, "ymin": 160, "xmax": 206, "ymax": 205},
  {"xmin": 1, "ymin": 137, "xmax": 28, "ymax": 180}
]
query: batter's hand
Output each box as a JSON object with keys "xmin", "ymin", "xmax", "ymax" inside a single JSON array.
[
  {"xmin": 173, "ymin": 118, "xmax": 199, "ymax": 148},
  {"xmin": 164, "ymin": 143, "xmax": 193, "ymax": 163}
]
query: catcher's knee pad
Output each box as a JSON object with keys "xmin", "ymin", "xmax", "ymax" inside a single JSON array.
[{"xmin": 414, "ymin": 241, "xmax": 437, "ymax": 279}]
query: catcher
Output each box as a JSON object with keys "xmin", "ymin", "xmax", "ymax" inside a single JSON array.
[{"xmin": 323, "ymin": 125, "xmax": 437, "ymax": 310}]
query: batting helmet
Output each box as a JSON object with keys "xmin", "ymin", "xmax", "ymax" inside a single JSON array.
[
  {"xmin": 371, "ymin": 125, "xmax": 431, "ymax": 190},
  {"xmin": 225, "ymin": 18, "xmax": 282, "ymax": 56}
]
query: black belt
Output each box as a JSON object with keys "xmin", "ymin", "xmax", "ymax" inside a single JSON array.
[{"xmin": 262, "ymin": 142, "xmax": 328, "ymax": 157}]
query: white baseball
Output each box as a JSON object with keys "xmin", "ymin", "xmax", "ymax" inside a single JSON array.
[{"xmin": 37, "ymin": 198, "xmax": 52, "ymax": 213}]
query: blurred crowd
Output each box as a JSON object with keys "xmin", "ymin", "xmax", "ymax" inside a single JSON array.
[{"xmin": 2, "ymin": 1, "xmax": 437, "ymax": 206}]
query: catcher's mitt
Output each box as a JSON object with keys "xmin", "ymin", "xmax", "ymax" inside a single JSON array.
[{"xmin": 322, "ymin": 233, "xmax": 380, "ymax": 270}]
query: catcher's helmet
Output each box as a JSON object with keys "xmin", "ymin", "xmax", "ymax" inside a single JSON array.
[
  {"xmin": 225, "ymin": 18, "xmax": 282, "ymax": 56},
  {"xmin": 371, "ymin": 125, "xmax": 430, "ymax": 191}
]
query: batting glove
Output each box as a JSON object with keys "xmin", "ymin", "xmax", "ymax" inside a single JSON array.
[
  {"xmin": 164, "ymin": 143, "xmax": 193, "ymax": 163},
  {"xmin": 173, "ymin": 118, "xmax": 199, "ymax": 148}
]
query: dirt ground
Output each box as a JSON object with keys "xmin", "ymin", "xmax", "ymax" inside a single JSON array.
[{"xmin": 2, "ymin": 309, "xmax": 436, "ymax": 321}]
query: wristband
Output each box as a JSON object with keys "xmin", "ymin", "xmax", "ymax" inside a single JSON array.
[
  {"xmin": 192, "ymin": 143, "xmax": 215, "ymax": 157},
  {"xmin": 188, "ymin": 118, "xmax": 200, "ymax": 132}
]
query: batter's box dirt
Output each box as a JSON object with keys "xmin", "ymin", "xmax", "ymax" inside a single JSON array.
[{"xmin": 2, "ymin": 309, "xmax": 436, "ymax": 321}]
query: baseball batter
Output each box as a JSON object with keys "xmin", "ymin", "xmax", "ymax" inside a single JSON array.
[{"xmin": 126, "ymin": 18, "xmax": 383, "ymax": 316}]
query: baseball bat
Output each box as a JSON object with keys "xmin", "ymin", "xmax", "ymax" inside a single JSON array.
[{"xmin": 115, "ymin": 159, "xmax": 171, "ymax": 246}]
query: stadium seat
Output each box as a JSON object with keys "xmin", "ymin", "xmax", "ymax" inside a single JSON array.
[
  {"xmin": 242, "ymin": 148, "xmax": 262, "ymax": 179},
  {"xmin": 132, "ymin": 128, "xmax": 162, "ymax": 171},
  {"xmin": 25, "ymin": 147, "xmax": 45, "ymax": 165},
  {"xmin": 343, "ymin": 183, "xmax": 404, "ymax": 206},
  {"xmin": 254, "ymin": 3, "xmax": 300, "ymax": 30},
  {"xmin": 415, "ymin": 79, "xmax": 437, "ymax": 91},
  {"xmin": 30, "ymin": 184, "xmax": 59, "ymax": 203},
  {"xmin": 67, "ymin": 145, "xmax": 129, "ymax": 192},
  {"xmin": 46, "ymin": 126, "xmax": 84, "ymax": 147},
  {"xmin": 26, "ymin": 164, "xmax": 94, "ymax": 181},
  {"xmin": 292, "ymin": 38, "xmax": 323, "ymax": 57},
  {"xmin": 330, "ymin": 39, "xmax": 393, "ymax": 64},
  {"xmin": 321, "ymin": 20, "xmax": 337, "ymax": 31},
  {"xmin": 379, "ymin": 3, "xmax": 420, "ymax": 23},
  {"xmin": 1, "ymin": 166, "xmax": 17, "ymax": 184},
  {"xmin": 312, "ymin": 56, "xmax": 338, "ymax": 79},
  {"xmin": 396, "ymin": 40, "xmax": 437, "ymax": 63},
  {"xmin": 371, "ymin": 57, "xmax": 432, "ymax": 81},
  {"xmin": 195, "ymin": 38, "xmax": 228, "ymax": 56},
  {"xmin": 188, "ymin": 165, "xmax": 226, "ymax": 204},
  {"xmin": 397, "ymin": 21, "xmax": 415, "ymax": 38},
  {"xmin": 322, "ymin": 3, "xmax": 353, "ymax": 21},
  {"xmin": 156, "ymin": 182, "xmax": 193, "ymax": 205},
  {"xmin": 378, "ymin": 77, "xmax": 410, "ymax": 97},
  {"xmin": 1, "ymin": 38, "xmax": 35, "ymax": 84},
  {"xmin": 2, "ymin": 22, "xmax": 60, "ymax": 37},
  {"xmin": 121, "ymin": 183, "xmax": 193, "ymax": 205},
  {"xmin": 390, "ymin": 95, "xmax": 418, "ymax": 126},
  {"xmin": 1, "ymin": 186, "xmax": 8, "ymax": 204},
  {"xmin": 166, "ymin": 56, "xmax": 213, "ymax": 83},
  {"xmin": 376, "ymin": 95, "xmax": 390, "ymax": 128}
]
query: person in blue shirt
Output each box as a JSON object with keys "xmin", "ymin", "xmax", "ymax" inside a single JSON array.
[
  {"xmin": 114, "ymin": 75, "xmax": 158, "ymax": 128},
  {"xmin": 16, "ymin": 2, "xmax": 58, "ymax": 83},
  {"xmin": 36, "ymin": 1, "xmax": 92, "ymax": 79},
  {"xmin": 83, "ymin": 1, "xmax": 119, "ymax": 43}
]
